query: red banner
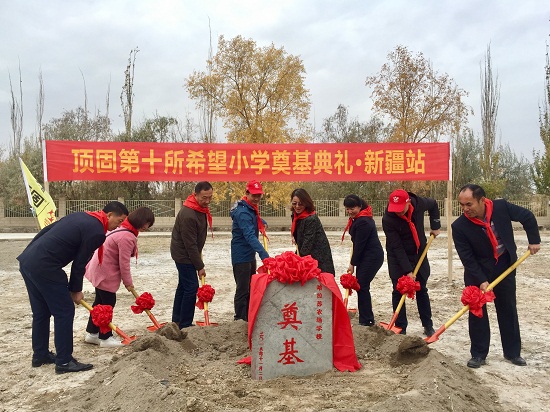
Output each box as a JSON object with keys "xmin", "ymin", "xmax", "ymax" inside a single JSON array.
[{"xmin": 44, "ymin": 141, "xmax": 450, "ymax": 182}]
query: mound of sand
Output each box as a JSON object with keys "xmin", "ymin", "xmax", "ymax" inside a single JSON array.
[{"xmin": 49, "ymin": 322, "xmax": 501, "ymax": 412}]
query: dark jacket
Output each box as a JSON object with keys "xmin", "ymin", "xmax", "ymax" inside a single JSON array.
[
  {"xmin": 170, "ymin": 205, "xmax": 207, "ymax": 270},
  {"xmin": 230, "ymin": 200, "xmax": 269, "ymax": 265},
  {"xmin": 17, "ymin": 212, "xmax": 106, "ymax": 292},
  {"xmin": 452, "ymin": 198, "xmax": 541, "ymax": 286},
  {"xmin": 293, "ymin": 213, "xmax": 335, "ymax": 274},
  {"xmin": 382, "ymin": 192, "xmax": 440, "ymax": 279},
  {"xmin": 349, "ymin": 216, "xmax": 384, "ymax": 268}
]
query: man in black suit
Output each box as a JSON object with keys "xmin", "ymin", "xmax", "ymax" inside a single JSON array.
[
  {"xmin": 452, "ymin": 184, "xmax": 540, "ymax": 368},
  {"xmin": 382, "ymin": 189, "xmax": 441, "ymax": 336}
]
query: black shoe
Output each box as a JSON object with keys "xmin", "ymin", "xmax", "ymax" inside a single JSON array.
[
  {"xmin": 359, "ymin": 321, "xmax": 375, "ymax": 326},
  {"xmin": 504, "ymin": 355, "xmax": 527, "ymax": 366},
  {"xmin": 423, "ymin": 326, "xmax": 436, "ymax": 337},
  {"xmin": 55, "ymin": 358, "xmax": 93, "ymax": 374},
  {"xmin": 32, "ymin": 351, "xmax": 56, "ymax": 367},
  {"xmin": 398, "ymin": 329, "xmax": 406, "ymax": 335},
  {"xmin": 467, "ymin": 357, "xmax": 486, "ymax": 368}
]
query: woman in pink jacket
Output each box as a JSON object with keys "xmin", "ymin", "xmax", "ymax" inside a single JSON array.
[{"xmin": 84, "ymin": 207, "xmax": 155, "ymax": 347}]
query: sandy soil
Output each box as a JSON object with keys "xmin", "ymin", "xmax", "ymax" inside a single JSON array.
[{"xmin": 0, "ymin": 231, "xmax": 548, "ymax": 412}]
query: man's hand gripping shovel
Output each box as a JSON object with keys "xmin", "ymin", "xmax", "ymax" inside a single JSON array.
[{"xmin": 425, "ymin": 249, "xmax": 532, "ymax": 344}]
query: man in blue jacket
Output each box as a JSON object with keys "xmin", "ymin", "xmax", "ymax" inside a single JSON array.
[
  {"xmin": 18, "ymin": 201, "xmax": 128, "ymax": 374},
  {"xmin": 452, "ymin": 184, "xmax": 540, "ymax": 369},
  {"xmin": 230, "ymin": 180, "xmax": 269, "ymax": 321}
]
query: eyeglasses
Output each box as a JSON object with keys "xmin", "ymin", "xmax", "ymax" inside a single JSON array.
[{"xmin": 291, "ymin": 202, "xmax": 304, "ymax": 207}]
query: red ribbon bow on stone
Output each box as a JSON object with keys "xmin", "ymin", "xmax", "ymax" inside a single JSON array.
[
  {"xmin": 396, "ymin": 275, "xmax": 421, "ymax": 299},
  {"xmin": 260, "ymin": 251, "xmax": 322, "ymax": 285},
  {"xmin": 131, "ymin": 292, "xmax": 155, "ymax": 314},
  {"xmin": 461, "ymin": 286, "xmax": 496, "ymax": 318},
  {"xmin": 91, "ymin": 304, "xmax": 113, "ymax": 334},
  {"xmin": 340, "ymin": 273, "xmax": 360, "ymax": 295},
  {"xmin": 196, "ymin": 284, "xmax": 216, "ymax": 310}
]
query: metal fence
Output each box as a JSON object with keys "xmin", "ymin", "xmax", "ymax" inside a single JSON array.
[{"xmin": 3, "ymin": 198, "xmax": 548, "ymax": 218}]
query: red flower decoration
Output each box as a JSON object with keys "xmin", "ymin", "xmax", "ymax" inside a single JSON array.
[
  {"xmin": 340, "ymin": 273, "xmax": 360, "ymax": 295},
  {"xmin": 461, "ymin": 286, "xmax": 496, "ymax": 318},
  {"xmin": 196, "ymin": 284, "xmax": 216, "ymax": 309},
  {"xmin": 260, "ymin": 251, "xmax": 322, "ymax": 285},
  {"xmin": 396, "ymin": 275, "xmax": 421, "ymax": 299},
  {"xmin": 131, "ymin": 292, "xmax": 155, "ymax": 314},
  {"xmin": 91, "ymin": 304, "xmax": 113, "ymax": 334}
]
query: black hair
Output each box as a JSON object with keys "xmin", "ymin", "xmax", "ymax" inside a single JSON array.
[
  {"xmin": 103, "ymin": 201, "xmax": 129, "ymax": 216},
  {"xmin": 290, "ymin": 188, "xmax": 315, "ymax": 213},
  {"xmin": 459, "ymin": 184, "xmax": 485, "ymax": 200},
  {"xmin": 128, "ymin": 206, "xmax": 155, "ymax": 229},
  {"xmin": 194, "ymin": 181, "xmax": 213, "ymax": 193},
  {"xmin": 343, "ymin": 194, "xmax": 368, "ymax": 210}
]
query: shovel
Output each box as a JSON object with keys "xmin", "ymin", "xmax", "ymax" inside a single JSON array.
[
  {"xmin": 196, "ymin": 275, "xmax": 218, "ymax": 327},
  {"xmin": 128, "ymin": 287, "xmax": 167, "ymax": 331},
  {"xmin": 425, "ymin": 249, "xmax": 531, "ymax": 344},
  {"xmin": 80, "ymin": 299, "xmax": 137, "ymax": 345},
  {"xmin": 380, "ymin": 234, "xmax": 435, "ymax": 334}
]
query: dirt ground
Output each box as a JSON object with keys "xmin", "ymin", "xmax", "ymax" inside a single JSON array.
[{"xmin": 0, "ymin": 231, "xmax": 548, "ymax": 412}]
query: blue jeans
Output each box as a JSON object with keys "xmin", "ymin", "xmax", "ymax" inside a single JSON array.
[
  {"xmin": 172, "ymin": 262, "xmax": 199, "ymax": 328},
  {"xmin": 20, "ymin": 265, "xmax": 75, "ymax": 365}
]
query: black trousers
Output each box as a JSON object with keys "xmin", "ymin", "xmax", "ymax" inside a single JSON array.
[
  {"xmin": 86, "ymin": 287, "xmax": 117, "ymax": 339},
  {"xmin": 356, "ymin": 257, "xmax": 383, "ymax": 325},
  {"xmin": 469, "ymin": 252, "xmax": 521, "ymax": 359},
  {"xmin": 233, "ymin": 261, "xmax": 256, "ymax": 321},
  {"xmin": 391, "ymin": 259, "xmax": 433, "ymax": 332}
]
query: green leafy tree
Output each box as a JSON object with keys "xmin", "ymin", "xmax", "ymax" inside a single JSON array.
[
  {"xmin": 43, "ymin": 107, "xmax": 112, "ymax": 142},
  {"xmin": 532, "ymin": 42, "xmax": 550, "ymax": 195},
  {"xmin": 317, "ymin": 104, "xmax": 387, "ymax": 143},
  {"xmin": 452, "ymin": 129, "xmax": 482, "ymax": 193},
  {"xmin": 479, "ymin": 44, "xmax": 503, "ymax": 188},
  {"xmin": 365, "ymin": 45, "xmax": 470, "ymax": 143}
]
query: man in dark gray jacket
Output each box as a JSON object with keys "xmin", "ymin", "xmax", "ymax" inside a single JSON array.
[{"xmin": 171, "ymin": 181, "xmax": 213, "ymax": 329}]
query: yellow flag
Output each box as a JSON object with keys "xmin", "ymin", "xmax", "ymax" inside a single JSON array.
[{"xmin": 19, "ymin": 158, "xmax": 57, "ymax": 229}]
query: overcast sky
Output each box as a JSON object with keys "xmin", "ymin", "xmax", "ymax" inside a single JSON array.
[{"xmin": 1, "ymin": 0, "xmax": 548, "ymax": 160}]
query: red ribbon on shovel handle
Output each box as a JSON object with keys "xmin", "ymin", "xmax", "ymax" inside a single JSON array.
[
  {"xmin": 129, "ymin": 287, "xmax": 166, "ymax": 331},
  {"xmin": 425, "ymin": 249, "xmax": 532, "ymax": 344},
  {"xmin": 80, "ymin": 299, "xmax": 137, "ymax": 345}
]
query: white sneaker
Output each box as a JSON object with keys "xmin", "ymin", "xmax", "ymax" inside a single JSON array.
[
  {"xmin": 84, "ymin": 332, "xmax": 101, "ymax": 345},
  {"xmin": 99, "ymin": 336, "xmax": 123, "ymax": 348}
]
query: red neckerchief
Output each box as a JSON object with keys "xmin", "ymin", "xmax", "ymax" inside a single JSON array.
[
  {"xmin": 398, "ymin": 204, "xmax": 420, "ymax": 253},
  {"xmin": 464, "ymin": 198, "xmax": 499, "ymax": 261},
  {"xmin": 291, "ymin": 210, "xmax": 316, "ymax": 237},
  {"xmin": 120, "ymin": 218, "xmax": 139, "ymax": 261},
  {"xmin": 120, "ymin": 218, "xmax": 139, "ymax": 237},
  {"xmin": 184, "ymin": 194, "xmax": 213, "ymax": 237},
  {"xmin": 242, "ymin": 195, "xmax": 268, "ymax": 239},
  {"xmin": 341, "ymin": 206, "xmax": 372, "ymax": 241},
  {"xmin": 86, "ymin": 210, "xmax": 109, "ymax": 264}
]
